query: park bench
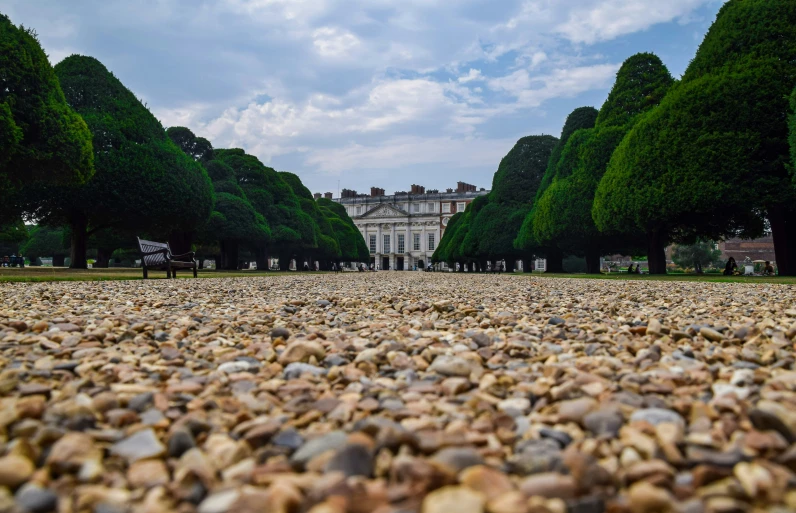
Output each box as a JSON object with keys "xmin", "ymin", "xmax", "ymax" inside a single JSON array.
[{"xmin": 137, "ymin": 237, "xmax": 197, "ymax": 279}]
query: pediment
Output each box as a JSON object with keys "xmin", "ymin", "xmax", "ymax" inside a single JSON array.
[{"xmin": 361, "ymin": 204, "xmax": 407, "ymax": 218}]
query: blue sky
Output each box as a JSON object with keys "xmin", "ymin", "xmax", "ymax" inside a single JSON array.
[{"xmin": 2, "ymin": 0, "xmax": 726, "ymax": 195}]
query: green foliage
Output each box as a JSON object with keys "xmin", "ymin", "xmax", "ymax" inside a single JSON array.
[
  {"xmin": 317, "ymin": 198, "xmax": 369, "ymax": 261},
  {"xmin": 166, "ymin": 126, "xmax": 213, "ymax": 162},
  {"xmin": 0, "ymin": 219, "xmax": 28, "ymax": 256},
  {"xmin": 671, "ymin": 240, "xmax": 723, "ymax": 272},
  {"xmin": 436, "ymin": 135, "xmax": 557, "ymax": 263},
  {"xmin": 0, "ymin": 14, "xmax": 94, "ymax": 193},
  {"xmin": 516, "ymin": 107, "xmax": 598, "ymax": 254},
  {"xmin": 595, "ymin": 0, "xmax": 796, "ymax": 270},
  {"xmin": 534, "ymin": 54, "xmax": 673, "ymax": 259},
  {"xmin": 20, "ymin": 225, "xmax": 69, "ymax": 259},
  {"xmin": 203, "ymin": 193, "xmax": 270, "ymax": 243},
  {"xmin": 16, "ymin": 55, "xmax": 214, "ymax": 268},
  {"xmin": 791, "ymin": 86, "xmax": 796, "ymax": 182}
]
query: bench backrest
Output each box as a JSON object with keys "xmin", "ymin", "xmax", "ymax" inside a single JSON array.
[{"xmin": 137, "ymin": 238, "xmax": 171, "ymax": 267}]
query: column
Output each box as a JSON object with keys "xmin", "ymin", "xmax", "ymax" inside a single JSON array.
[
  {"xmin": 405, "ymin": 222, "xmax": 411, "ymax": 270},
  {"xmin": 421, "ymin": 223, "xmax": 427, "ymax": 266},
  {"xmin": 390, "ymin": 223, "xmax": 396, "ymax": 270},
  {"xmin": 376, "ymin": 224, "xmax": 382, "ymax": 269},
  {"xmin": 362, "ymin": 224, "xmax": 368, "ymax": 268}
]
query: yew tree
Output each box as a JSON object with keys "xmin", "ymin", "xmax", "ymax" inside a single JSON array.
[
  {"xmin": 515, "ymin": 107, "xmax": 598, "ymax": 272},
  {"xmin": 0, "ymin": 14, "xmax": 93, "ymax": 216},
  {"xmin": 594, "ymin": 0, "xmax": 796, "ymax": 274},
  {"xmin": 533, "ymin": 54, "xmax": 673, "ymax": 273}
]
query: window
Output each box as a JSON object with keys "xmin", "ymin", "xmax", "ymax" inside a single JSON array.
[
  {"xmin": 428, "ymin": 233, "xmax": 436, "ymax": 251},
  {"xmin": 413, "ymin": 203, "xmax": 420, "ymax": 213},
  {"xmin": 383, "ymin": 234, "xmax": 391, "ymax": 253},
  {"xmin": 356, "ymin": 206, "xmax": 363, "ymax": 215},
  {"xmin": 442, "ymin": 203, "xmax": 451, "ymax": 213},
  {"xmin": 457, "ymin": 202, "xmax": 466, "ymax": 212},
  {"xmin": 398, "ymin": 234, "xmax": 405, "ymax": 253},
  {"xmin": 369, "ymin": 235, "xmax": 376, "ymax": 253},
  {"xmin": 427, "ymin": 203, "xmax": 436, "ymax": 213},
  {"xmin": 413, "ymin": 233, "xmax": 421, "ymax": 251}
]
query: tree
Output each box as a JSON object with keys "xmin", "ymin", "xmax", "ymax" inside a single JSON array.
[
  {"xmin": 280, "ymin": 172, "xmax": 339, "ymax": 269},
  {"xmin": 0, "ymin": 219, "xmax": 28, "ymax": 258},
  {"xmin": 436, "ymin": 135, "xmax": 557, "ymax": 271},
  {"xmin": 317, "ymin": 197, "xmax": 369, "ymax": 263},
  {"xmin": 594, "ymin": 0, "xmax": 796, "ymax": 274},
  {"xmin": 20, "ymin": 225, "xmax": 69, "ymax": 266},
  {"xmin": 532, "ymin": 54, "xmax": 674, "ymax": 273},
  {"xmin": 515, "ymin": 107, "xmax": 598, "ymax": 272},
  {"xmin": 18, "ymin": 56, "xmax": 214, "ymax": 268},
  {"xmin": 671, "ymin": 240, "xmax": 722, "ymax": 273},
  {"xmin": 212, "ymin": 149, "xmax": 312, "ymax": 270},
  {"xmin": 0, "ymin": 14, "xmax": 93, "ymax": 211},
  {"xmin": 201, "ymin": 193, "xmax": 270, "ymax": 269},
  {"xmin": 166, "ymin": 126, "xmax": 213, "ymax": 163}
]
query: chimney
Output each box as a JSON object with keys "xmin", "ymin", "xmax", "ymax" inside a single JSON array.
[
  {"xmin": 313, "ymin": 193, "xmax": 321, "ymax": 200},
  {"xmin": 457, "ymin": 182, "xmax": 476, "ymax": 193},
  {"xmin": 370, "ymin": 187, "xmax": 385, "ymax": 197},
  {"xmin": 446, "ymin": 188, "xmax": 453, "ymax": 193},
  {"xmin": 324, "ymin": 192, "xmax": 333, "ymax": 199},
  {"xmin": 410, "ymin": 184, "xmax": 426, "ymax": 194},
  {"xmin": 341, "ymin": 188, "xmax": 358, "ymax": 198}
]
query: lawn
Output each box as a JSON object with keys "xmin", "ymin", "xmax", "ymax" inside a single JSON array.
[
  {"xmin": 521, "ymin": 271, "xmax": 796, "ymax": 284},
  {"xmin": 0, "ymin": 267, "xmax": 328, "ymax": 282}
]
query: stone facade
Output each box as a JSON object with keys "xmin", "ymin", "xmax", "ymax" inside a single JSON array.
[{"xmin": 332, "ymin": 185, "xmax": 489, "ymax": 270}]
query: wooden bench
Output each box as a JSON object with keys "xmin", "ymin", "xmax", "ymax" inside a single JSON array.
[{"xmin": 137, "ymin": 238, "xmax": 197, "ymax": 279}]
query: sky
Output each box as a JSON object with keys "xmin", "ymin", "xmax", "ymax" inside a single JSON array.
[{"xmin": 1, "ymin": 0, "xmax": 727, "ymax": 196}]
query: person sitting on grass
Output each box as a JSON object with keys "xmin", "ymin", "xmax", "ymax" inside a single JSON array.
[
  {"xmin": 763, "ymin": 261, "xmax": 775, "ymax": 276},
  {"xmin": 627, "ymin": 263, "xmax": 634, "ymax": 274},
  {"xmin": 723, "ymin": 257, "xmax": 738, "ymax": 276}
]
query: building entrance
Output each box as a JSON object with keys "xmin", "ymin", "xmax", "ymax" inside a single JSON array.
[
  {"xmin": 382, "ymin": 256, "xmax": 390, "ymax": 270},
  {"xmin": 396, "ymin": 257, "xmax": 404, "ymax": 271}
]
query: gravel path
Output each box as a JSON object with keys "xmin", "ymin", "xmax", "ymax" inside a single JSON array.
[{"xmin": 0, "ymin": 273, "xmax": 795, "ymax": 513}]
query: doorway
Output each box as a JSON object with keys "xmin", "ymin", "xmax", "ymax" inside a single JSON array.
[
  {"xmin": 382, "ymin": 256, "xmax": 390, "ymax": 270},
  {"xmin": 397, "ymin": 257, "xmax": 404, "ymax": 271}
]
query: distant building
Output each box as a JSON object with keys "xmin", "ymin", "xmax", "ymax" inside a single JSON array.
[
  {"xmin": 719, "ymin": 235, "xmax": 776, "ymax": 264},
  {"xmin": 325, "ymin": 182, "xmax": 488, "ymax": 270}
]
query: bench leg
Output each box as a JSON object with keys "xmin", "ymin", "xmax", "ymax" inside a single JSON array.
[
  {"xmin": 193, "ymin": 265, "xmax": 197, "ymax": 278},
  {"xmin": 143, "ymin": 267, "xmax": 148, "ymax": 280}
]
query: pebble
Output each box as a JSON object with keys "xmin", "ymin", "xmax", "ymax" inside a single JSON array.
[{"xmin": 0, "ymin": 273, "xmax": 793, "ymax": 512}]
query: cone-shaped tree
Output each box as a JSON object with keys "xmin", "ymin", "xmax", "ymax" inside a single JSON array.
[
  {"xmin": 279, "ymin": 171, "xmax": 339, "ymax": 268},
  {"xmin": 453, "ymin": 135, "xmax": 558, "ymax": 270},
  {"xmin": 18, "ymin": 56, "xmax": 214, "ymax": 268},
  {"xmin": 594, "ymin": 0, "xmax": 796, "ymax": 274},
  {"xmin": 317, "ymin": 197, "xmax": 370, "ymax": 263},
  {"xmin": 515, "ymin": 106, "xmax": 599, "ymax": 271},
  {"xmin": 213, "ymin": 149, "xmax": 313, "ymax": 270},
  {"xmin": 0, "ymin": 15, "xmax": 93, "ymax": 216},
  {"xmin": 532, "ymin": 54, "xmax": 673, "ymax": 273}
]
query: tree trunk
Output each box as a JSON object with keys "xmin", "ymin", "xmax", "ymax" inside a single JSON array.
[
  {"xmin": 279, "ymin": 254, "xmax": 291, "ymax": 271},
  {"xmin": 29, "ymin": 256, "xmax": 41, "ymax": 267},
  {"xmin": 198, "ymin": 258, "xmax": 204, "ymax": 270},
  {"xmin": 255, "ymin": 246, "xmax": 268, "ymax": 272},
  {"xmin": 220, "ymin": 240, "xmax": 239, "ymax": 270},
  {"xmin": 646, "ymin": 228, "xmax": 667, "ymax": 275},
  {"xmin": 506, "ymin": 259, "xmax": 515, "ymax": 273},
  {"xmin": 585, "ymin": 246, "xmax": 601, "ymax": 274},
  {"xmin": 94, "ymin": 247, "xmax": 113, "ymax": 268},
  {"xmin": 69, "ymin": 215, "xmax": 89, "ymax": 269},
  {"xmin": 769, "ymin": 206, "xmax": 796, "ymax": 276},
  {"xmin": 52, "ymin": 255, "xmax": 65, "ymax": 267},
  {"xmin": 168, "ymin": 230, "xmax": 192, "ymax": 256},
  {"xmin": 546, "ymin": 248, "xmax": 564, "ymax": 273}
]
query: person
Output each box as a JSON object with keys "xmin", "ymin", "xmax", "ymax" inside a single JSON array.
[
  {"xmin": 764, "ymin": 261, "xmax": 775, "ymax": 276},
  {"xmin": 627, "ymin": 263, "xmax": 634, "ymax": 274},
  {"xmin": 636, "ymin": 264, "xmax": 642, "ymax": 274},
  {"xmin": 723, "ymin": 257, "xmax": 738, "ymax": 276}
]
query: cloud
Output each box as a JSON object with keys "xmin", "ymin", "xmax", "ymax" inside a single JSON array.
[
  {"xmin": 2, "ymin": 0, "xmax": 724, "ymax": 193},
  {"xmin": 458, "ymin": 68, "xmax": 483, "ymax": 83},
  {"xmin": 312, "ymin": 27, "xmax": 361, "ymax": 58},
  {"xmin": 555, "ymin": 0, "xmax": 718, "ymax": 44}
]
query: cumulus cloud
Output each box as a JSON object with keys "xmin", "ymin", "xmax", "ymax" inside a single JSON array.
[{"xmin": 2, "ymin": 0, "xmax": 724, "ymax": 192}]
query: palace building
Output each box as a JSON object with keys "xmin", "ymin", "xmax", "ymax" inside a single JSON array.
[{"xmin": 320, "ymin": 182, "xmax": 488, "ymax": 270}]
